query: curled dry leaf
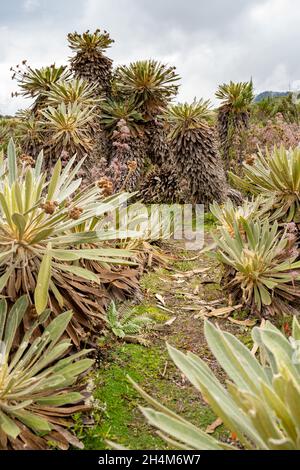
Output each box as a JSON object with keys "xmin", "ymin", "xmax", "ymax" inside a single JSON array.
[
  {"xmin": 206, "ymin": 418, "xmax": 223, "ymax": 434},
  {"xmin": 157, "ymin": 305, "xmax": 175, "ymax": 314},
  {"xmin": 170, "ymin": 268, "xmax": 210, "ymax": 279},
  {"xmin": 155, "ymin": 293, "xmax": 166, "ymax": 306},
  {"xmin": 193, "ymin": 308, "xmax": 208, "ymax": 319},
  {"xmin": 228, "ymin": 317, "xmax": 257, "ymax": 327},
  {"xmin": 198, "ymin": 299, "xmax": 225, "ymax": 306},
  {"xmin": 164, "ymin": 316, "xmax": 177, "ymax": 326},
  {"xmin": 205, "ymin": 304, "xmax": 243, "ymax": 318}
]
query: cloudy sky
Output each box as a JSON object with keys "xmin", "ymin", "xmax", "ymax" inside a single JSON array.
[{"xmin": 1, "ymin": 0, "xmax": 300, "ymax": 114}]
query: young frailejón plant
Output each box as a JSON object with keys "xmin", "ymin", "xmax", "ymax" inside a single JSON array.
[
  {"xmin": 0, "ymin": 140, "xmax": 137, "ymax": 345},
  {"xmin": 214, "ymin": 216, "xmax": 300, "ymax": 315},
  {"xmin": 105, "ymin": 301, "xmax": 153, "ymax": 339},
  {"xmin": 230, "ymin": 145, "xmax": 300, "ymax": 223},
  {"xmin": 210, "ymin": 198, "xmax": 262, "ymax": 237},
  {"xmin": 131, "ymin": 318, "xmax": 300, "ymax": 450},
  {"xmin": 0, "ymin": 296, "xmax": 93, "ymax": 450},
  {"xmin": 41, "ymin": 102, "xmax": 97, "ymax": 159},
  {"xmin": 14, "ymin": 109, "xmax": 42, "ymax": 156}
]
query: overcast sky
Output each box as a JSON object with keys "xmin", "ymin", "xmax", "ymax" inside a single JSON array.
[{"xmin": 1, "ymin": 0, "xmax": 300, "ymax": 114}]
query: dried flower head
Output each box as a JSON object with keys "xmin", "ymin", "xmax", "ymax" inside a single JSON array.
[
  {"xmin": 245, "ymin": 154, "xmax": 256, "ymax": 166},
  {"xmin": 96, "ymin": 177, "xmax": 114, "ymax": 197},
  {"xmin": 127, "ymin": 160, "xmax": 137, "ymax": 172},
  {"xmin": 20, "ymin": 154, "xmax": 35, "ymax": 166},
  {"xmin": 96, "ymin": 176, "xmax": 111, "ymax": 188},
  {"xmin": 41, "ymin": 201, "xmax": 58, "ymax": 215},
  {"xmin": 68, "ymin": 206, "xmax": 84, "ymax": 220}
]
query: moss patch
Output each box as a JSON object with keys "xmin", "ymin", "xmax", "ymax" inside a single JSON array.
[
  {"xmin": 80, "ymin": 343, "xmax": 226, "ymax": 450},
  {"xmin": 236, "ymin": 331, "xmax": 254, "ymax": 349},
  {"xmin": 132, "ymin": 303, "xmax": 170, "ymax": 322},
  {"xmin": 80, "ymin": 345, "xmax": 167, "ymax": 450},
  {"xmin": 140, "ymin": 268, "xmax": 169, "ymax": 294},
  {"xmin": 172, "ymin": 259, "xmax": 196, "ymax": 272}
]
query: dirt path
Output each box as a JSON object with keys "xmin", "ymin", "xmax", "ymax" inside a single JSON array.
[{"xmin": 77, "ymin": 233, "xmax": 257, "ymax": 450}]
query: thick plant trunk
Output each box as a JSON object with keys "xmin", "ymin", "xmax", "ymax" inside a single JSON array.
[
  {"xmin": 139, "ymin": 163, "xmax": 185, "ymax": 204},
  {"xmin": 171, "ymin": 124, "xmax": 228, "ymax": 208},
  {"xmin": 146, "ymin": 120, "xmax": 170, "ymax": 166},
  {"xmin": 217, "ymin": 106, "xmax": 250, "ymax": 171},
  {"xmin": 70, "ymin": 53, "xmax": 113, "ymax": 97}
]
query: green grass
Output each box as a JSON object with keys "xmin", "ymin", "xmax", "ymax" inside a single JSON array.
[
  {"xmin": 172, "ymin": 259, "xmax": 195, "ymax": 272},
  {"xmin": 77, "ymin": 343, "xmax": 227, "ymax": 450},
  {"xmin": 131, "ymin": 303, "xmax": 170, "ymax": 322},
  {"xmin": 140, "ymin": 268, "xmax": 169, "ymax": 294},
  {"xmin": 236, "ymin": 331, "xmax": 254, "ymax": 349},
  {"xmin": 204, "ymin": 212, "xmax": 217, "ymax": 230},
  {"xmin": 76, "ymin": 345, "xmax": 168, "ymax": 450}
]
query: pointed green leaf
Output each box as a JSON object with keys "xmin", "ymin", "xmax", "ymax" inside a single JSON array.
[{"xmin": 34, "ymin": 247, "xmax": 52, "ymax": 315}]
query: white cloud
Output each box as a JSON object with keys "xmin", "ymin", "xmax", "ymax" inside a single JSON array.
[
  {"xmin": 23, "ymin": 0, "xmax": 40, "ymax": 12},
  {"xmin": 1, "ymin": 0, "xmax": 300, "ymax": 114},
  {"xmin": 0, "ymin": 21, "xmax": 69, "ymax": 114}
]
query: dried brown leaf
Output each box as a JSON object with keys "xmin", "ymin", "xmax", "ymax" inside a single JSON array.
[
  {"xmin": 228, "ymin": 317, "xmax": 257, "ymax": 327},
  {"xmin": 205, "ymin": 304, "xmax": 243, "ymax": 318},
  {"xmin": 206, "ymin": 417, "xmax": 223, "ymax": 434}
]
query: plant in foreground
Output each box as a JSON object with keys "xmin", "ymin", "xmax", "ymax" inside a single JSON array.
[
  {"xmin": 0, "ymin": 140, "xmax": 137, "ymax": 345},
  {"xmin": 214, "ymin": 217, "xmax": 300, "ymax": 315},
  {"xmin": 0, "ymin": 296, "xmax": 93, "ymax": 450},
  {"xmin": 130, "ymin": 318, "xmax": 300, "ymax": 450}
]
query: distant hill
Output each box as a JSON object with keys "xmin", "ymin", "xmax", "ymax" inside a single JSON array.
[{"xmin": 254, "ymin": 91, "xmax": 290, "ymax": 103}]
